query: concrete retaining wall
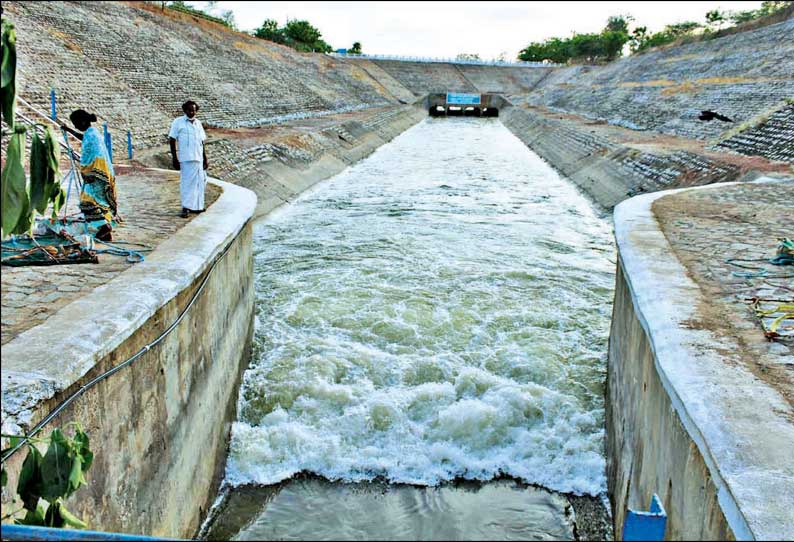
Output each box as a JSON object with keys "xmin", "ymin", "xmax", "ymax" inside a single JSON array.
[
  {"xmin": 608, "ymin": 182, "xmax": 794, "ymax": 540},
  {"xmin": 607, "ymin": 261, "xmax": 734, "ymax": 540},
  {"xmin": 1, "ymin": 180, "xmax": 257, "ymax": 538}
]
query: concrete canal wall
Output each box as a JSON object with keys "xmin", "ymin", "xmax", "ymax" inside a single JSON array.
[
  {"xmin": 1, "ymin": 180, "xmax": 256, "ymax": 538},
  {"xmin": 608, "ymin": 182, "xmax": 794, "ymax": 541}
]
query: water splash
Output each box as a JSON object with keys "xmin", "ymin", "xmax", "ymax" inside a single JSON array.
[{"xmin": 228, "ymin": 118, "xmax": 615, "ymax": 496}]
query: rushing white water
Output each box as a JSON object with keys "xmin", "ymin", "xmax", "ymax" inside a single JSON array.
[{"xmin": 226, "ymin": 118, "xmax": 615, "ymax": 496}]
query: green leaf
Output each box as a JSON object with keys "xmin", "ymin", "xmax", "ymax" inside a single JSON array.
[
  {"xmin": 15, "ymin": 503, "xmax": 46, "ymax": 526},
  {"xmin": 50, "ymin": 187, "xmax": 66, "ymax": 219},
  {"xmin": 0, "ymin": 22, "xmax": 16, "ymax": 89},
  {"xmin": 1, "ymin": 127, "xmax": 28, "ymax": 235},
  {"xmin": 11, "ymin": 192, "xmax": 33, "ymax": 235},
  {"xmin": 43, "ymin": 126, "xmax": 63, "ymax": 216},
  {"xmin": 67, "ymin": 454, "xmax": 86, "ymax": 495},
  {"xmin": 30, "ymin": 131, "xmax": 50, "ymax": 214},
  {"xmin": 17, "ymin": 445, "xmax": 44, "ymax": 511},
  {"xmin": 39, "ymin": 429, "xmax": 71, "ymax": 501},
  {"xmin": 56, "ymin": 501, "xmax": 88, "ymax": 529},
  {"xmin": 43, "ymin": 126, "xmax": 61, "ymax": 174},
  {"xmin": 28, "ymin": 126, "xmax": 62, "ymax": 217},
  {"xmin": 44, "ymin": 126, "xmax": 61, "ymax": 172},
  {"xmin": 74, "ymin": 429, "xmax": 93, "ymax": 473},
  {"xmin": 1, "ymin": 21, "xmax": 17, "ymax": 129}
]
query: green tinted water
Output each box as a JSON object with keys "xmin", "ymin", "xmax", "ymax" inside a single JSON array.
[{"xmin": 216, "ymin": 118, "xmax": 615, "ymax": 539}]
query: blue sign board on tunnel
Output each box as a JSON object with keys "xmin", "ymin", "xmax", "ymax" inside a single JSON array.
[{"xmin": 446, "ymin": 93, "xmax": 481, "ymax": 105}]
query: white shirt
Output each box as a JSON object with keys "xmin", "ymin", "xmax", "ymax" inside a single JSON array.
[{"xmin": 169, "ymin": 115, "xmax": 206, "ymax": 162}]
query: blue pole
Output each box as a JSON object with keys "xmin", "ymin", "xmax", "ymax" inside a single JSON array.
[
  {"xmin": 103, "ymin": 123, "xmax": 113, "ymax": 164},
  {"xmin": 127, "ymin": 130, "xmax": 133, "ymax": 160},
  {"xmin": 50, "ymin": 89, "xmax": 56, "ymax": 121}
]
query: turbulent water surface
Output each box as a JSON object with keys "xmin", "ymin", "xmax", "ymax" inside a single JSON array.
[{"xmin": 226, "ymin": 118, "xmax": 615, "ymax": 504}]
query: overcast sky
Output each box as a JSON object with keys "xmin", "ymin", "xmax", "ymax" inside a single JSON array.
[{"xmin": 191, "ymin": 1, "xmax": 764, "ymax": 59}]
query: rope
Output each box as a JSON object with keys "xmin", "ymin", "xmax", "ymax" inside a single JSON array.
[
  {"xmin": 726, "ymin": 260, "xmax": 794, "ymax": 279},
  {"xmin": 94, "ymin": 239, "xmax": 153, "ymax": 264},
  {"xmin": 0, "ymin": 223, "xmax": 243, "ymax": 465},
  {"xmin": 726, "ymin": 239, "xmax": 794, "ymax": 279}
]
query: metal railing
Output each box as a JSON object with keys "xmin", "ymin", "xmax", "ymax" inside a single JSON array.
[{"xmin": 329, "ymin": 52, "xmax": 560, "ymax": 68}]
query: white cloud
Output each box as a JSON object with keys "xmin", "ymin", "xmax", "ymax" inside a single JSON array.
[{"xmin": 195, "ymin": 1, "xmax": 765, "ymax": 59}]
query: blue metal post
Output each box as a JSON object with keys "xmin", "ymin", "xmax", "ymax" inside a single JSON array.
[
  {"xmin": 103, "ymin": 123, "xmax": 113, "ymax": 164},
  {"xmin": 50, "ymin": 89, "xmax": 56, "ymax": 121},
  {"xmin": 127, "ymin": 130, "xmax": 133, "ymax": 160},
  {"xmin": 623, "ymin": 494, "xmax": 667, "ymax": 541}
]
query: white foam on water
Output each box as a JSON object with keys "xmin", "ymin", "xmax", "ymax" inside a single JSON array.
[{"xmin": 227, "ymin": 118, "xmax": 615, "ymax": 496}]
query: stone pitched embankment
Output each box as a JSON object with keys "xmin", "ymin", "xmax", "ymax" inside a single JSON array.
[
  {"xmin": 4, "ymin": 1, "xmax": 402, "ymax": 151},
  {"xmin": 521, "ymin": 18, "xmax": 794, "ymax": 145},
  {"xmin": 500, "ymin": 104, "xmax": 792, "ymax": 210},
  {"xmin": 496, "ymin": 17, "xmax": 794, "ymax": 209},
  {"xmin": 716, "ymin": 103, "xmax": 794, "ymax": 162},
  {"xmin": 356, "ymin": 59, "xmax": 554, "ymax": 97}
]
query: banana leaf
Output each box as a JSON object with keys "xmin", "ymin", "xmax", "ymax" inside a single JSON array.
[
  {"xmin": 1, "ymin": 21, "xmax": 17, "ymax": 129},
  {"xmin": 30, "ymin": 126, "xmax": 63, "ymax": 215},
  {"xmin": 11, "ymin": 187, "xmax": 33, "ymax": 235},
  {"xmin": 30, "ymin": 131, "xmax": 49, "ymax": 214},
  {"xmin": 1, "ymin": 126, "xmax": 28, "ymax": 236},
  {"xmin": 44, "ymin": 126, "xmax": 65, "ymax": 214}
]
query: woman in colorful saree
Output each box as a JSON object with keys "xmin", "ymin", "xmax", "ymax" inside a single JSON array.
[{"xmin": 61, "ymin": 109, "xmax": 118, "ymax": 241}]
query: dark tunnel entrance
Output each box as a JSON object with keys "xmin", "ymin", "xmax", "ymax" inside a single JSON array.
[{"xmin": 428, "ymin": 106, "xmax": 499, "ymax": 117}]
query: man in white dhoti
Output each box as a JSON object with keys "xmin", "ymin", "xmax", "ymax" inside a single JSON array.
[{"xmin": 169, "ymin": 101, "xmax": 209, "ymax": 218}]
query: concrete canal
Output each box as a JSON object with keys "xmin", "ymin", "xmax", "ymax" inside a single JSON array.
[{"xmin": 205, "ymin": 118, "xmax": 616, "ymax": 539}]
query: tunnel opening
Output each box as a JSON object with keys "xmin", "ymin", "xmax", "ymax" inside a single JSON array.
[
  {"xmin": 429, "ymin": 105, "xmax": 446, "ymax": 117},
  {"xmin": 426, "ymin": 94, "xmax": 502, "ymax": 117}
]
